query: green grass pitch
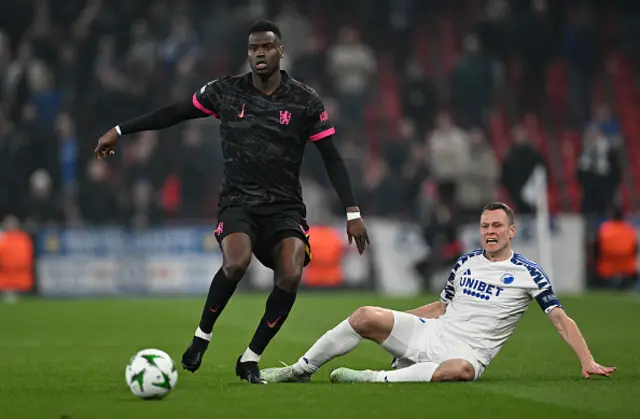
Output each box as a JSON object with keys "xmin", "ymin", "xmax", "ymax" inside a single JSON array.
[{"xmin": 1, "ymin": 292, "xmax": 638, "ymax": 419}]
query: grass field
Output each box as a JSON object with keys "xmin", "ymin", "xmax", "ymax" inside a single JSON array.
[{"xmin": 1, "ymin": 292, "xmax": 639, "ymax": 419}]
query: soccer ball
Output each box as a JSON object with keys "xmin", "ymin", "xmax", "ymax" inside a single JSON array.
[{"xmin": 125, "ymin": 348, "xmax": 178, "ymax": 400}]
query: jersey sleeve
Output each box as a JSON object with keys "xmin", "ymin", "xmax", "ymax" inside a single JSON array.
[
  {"xmin": 305, "ymin": 90, "xmax": 335, "ymax": 142},
  {"xmin": 192, "ymin": 80, "xmax": 222, "ymax": 118},
  {"xmin": 526, "ymin": 264, "xmax": 563, "ymax": 314},
  {"xmin": 440, "ymin": 258, "xmax": 463, "ymax": 304}
]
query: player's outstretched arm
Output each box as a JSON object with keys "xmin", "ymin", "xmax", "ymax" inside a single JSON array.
[
  {"xmin": 94, "ymin": 100, "xmax": 209, "ymax": 159},
  {"xmin": 547, "ymin": 307, "xmax": 616, "ymax": 378},
  {"xmin": 314, "ymin": 137, "xmax": 370, "ymax": 254}
]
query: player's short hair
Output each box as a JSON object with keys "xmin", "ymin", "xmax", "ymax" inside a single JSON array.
[
  {"xmin": 248, "ymin": 20, "xmax": 282, "ymax": 41},
  {"xmin": 482, "ymin": 202, "xmax": 515, "ymax": 225}
]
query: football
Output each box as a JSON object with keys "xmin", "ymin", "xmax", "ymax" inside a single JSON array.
[{"xmin": 125, "ymin": 348, "xmax": 178, "ymax": 400}]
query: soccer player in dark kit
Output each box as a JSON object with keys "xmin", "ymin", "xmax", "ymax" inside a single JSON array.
[{"xmin": 94, "ymin": 21, "xmax": 370, "ymax": 384}]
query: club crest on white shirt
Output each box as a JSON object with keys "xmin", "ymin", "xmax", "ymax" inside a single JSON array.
[{"xmin": 501, "ymin": 273, "xmax": 515, "ymax": 284}]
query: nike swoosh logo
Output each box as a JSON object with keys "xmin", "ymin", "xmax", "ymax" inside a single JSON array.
[
  {"xmin": 266, "ymin": 316, "xmax": 281, "ymax": 328},
  {"xmin": 238, "ymin": 103, "xmax": 245, "ymax": 118},
  {"xmin": 209, "ymin": 305, "xmax": 220, "ymax": 313}
]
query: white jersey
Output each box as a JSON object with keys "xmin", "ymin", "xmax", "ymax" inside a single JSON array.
[{"xmin": 438, "ymin": 249, "xmax": 562, "ymax": 366}]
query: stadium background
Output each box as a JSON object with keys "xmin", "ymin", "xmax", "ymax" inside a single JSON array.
[
  {"xmin": 0, "ymin": 1, "xmax": 639, "ymax": 418},
  {"xmin": 1, "ymin": 0, "xmax": 637, "ymax": 296}
]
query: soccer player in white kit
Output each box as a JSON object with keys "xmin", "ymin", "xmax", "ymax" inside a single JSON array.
[{"xmin": 261, "ymin": 202, "xmax": 615, "ymax": 383}]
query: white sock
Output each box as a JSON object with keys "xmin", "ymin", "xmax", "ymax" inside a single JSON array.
[
  {"xmin": 195, "ymin": 327, "xmax": 212, "ymax": 341},
  {"xmin": 240, "ymin": 347, "xmax": 261, "ymax": 363},
  {"xmin": 294, "ymin": 319, "xmax": 362, "ymax": 375},
  {"xmin": 373, "ymin": 361, "xmax": 439, "ymax": 382}
]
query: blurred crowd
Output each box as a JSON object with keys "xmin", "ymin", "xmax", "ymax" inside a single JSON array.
[{"xmin": 0, "ymin": 0, "xmax": 637, "ymax": 235}]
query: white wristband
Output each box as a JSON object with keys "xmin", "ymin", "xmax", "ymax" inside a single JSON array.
[
  {"xmin": 115, "ymin": 125, "xmax": 122, "ymax": 136},
  {"xmin": 347, "ymin": 211, "xmax": 361, "ymax": 221}
]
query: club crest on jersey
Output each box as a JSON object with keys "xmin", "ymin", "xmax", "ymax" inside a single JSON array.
[
  {"xmin": 459, "ymin": 269, "xmax": 504, "ymax": 301},
  {"xmin": 501, "ymin": 273, "xmax": 515, "ymax": 285},
  {"xmin": 279, "ymin": 110, "xmax": 292, "ymax": 125}
]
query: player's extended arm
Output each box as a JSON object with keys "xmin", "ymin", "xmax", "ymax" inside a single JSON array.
[
  {"xmin": 314, "ymin": 137, "xmax": 370, "ymax": 253},
  {"xmin": 547, "ymin": 307, "xmax": 615, "ymax": 378},
  {"xmin": 313, "ymin": 137, "xmax": 358, "ymax": 210},
  {"xmin": 405, "ymin": 301, "xmax": 446, "ymax": 318},
  {"xmin": 119, "ymin": 100, "xmax": 208, "ymax": 134},
  {"xmin": 94, "ymin": 100, "xmax": 208, "ymax": 158}
]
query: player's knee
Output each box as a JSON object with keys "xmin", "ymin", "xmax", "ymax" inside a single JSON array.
[
  {"xmin": 222, "ymin": 257, "xmax": 251, "ymax": 282},
  {"xmin": 433, "ymin": 360, "xmax": 476, "ymax": 382},
  {"xmin": 348, "ymin": 306, "xmax": 386, "ymax": 337},
  {"xmin": 457, "ymin": 363, "xmax": 475, "ymax": 381},
  {"xmin": 275, "ymin": 267, "xmax": 303, "ymax": 292}
]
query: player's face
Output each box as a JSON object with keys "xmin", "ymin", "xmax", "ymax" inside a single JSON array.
[
  {"xmin": 248, "ymin": 32, "xmax": 283, "ymax": 77},
  {"xmin": 480, "ymin": 210, "xmax": 515, "ymax": 255}
]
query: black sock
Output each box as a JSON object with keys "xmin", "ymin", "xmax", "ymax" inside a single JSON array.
[
  {"xmin": 248, "ymin": 285, "xmax": 297, "ymax": 355},
  {"xmin": 198, "ymin": 268, "xmax": 238, "ymax": 334}
]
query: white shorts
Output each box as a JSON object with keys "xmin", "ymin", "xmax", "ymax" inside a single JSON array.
[{"xmin": 382, "ymin": 310, "xmax": 485, "ymax": 380}]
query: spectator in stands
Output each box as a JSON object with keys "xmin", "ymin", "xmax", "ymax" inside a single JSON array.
[
  {"xmin": 457, "ymin": 128, "xmax": 499, "ymax": 220},
  {"xmin": 577, "ymin": 124, "xmax": 621, "ymax": 217},
  {"xmin": 125, "ymin": 20, "xmax": 158, "ymax": 77},
  {"xmin": 451, "ymin": 34, "xmax": 493, "ymax": 127},
  {"xmin": 414, "ymin": 194, "xmax": 462, "ymax": 289},
  {"xmin": 274, "ymin": 1, "xmax": 312, "ymax": 66},
  {"xmin": 23, "ymin": 0, "xmax": 60, "ymax": 60},
  {"xmin": 426, "ymin": 111, "xmax": 468, "ymax": 207},
  {"xmin": 79, "ymin": 159, "xmax": 119, "ymax": 225},
  {"xmin": 93, "ymin": 35, "xmax": 138, "ymax": 125},
  {"xmin": 6, "ymin": 103, "xmax": 56, "ymax": 219},
  {"xmin": 56, "ymin": 43, "xmax": 79, "ymax": 111},
  {"xmin": 594, "ymin": 206, "xmax": 638, "ymax": 290},
  {"xmin": 327, "ymin": 25, "xmax": 377, "ymax": 125},
  {"xmin": 159, "ymin": 15, "xmax": 201, "ymax": 78},
  {"xmin": 1, "ymin": 0, "xmax": 635, "ymax": 226},
  {"xmin": 0, "ymin": 109, "xmax": 15, "ymax": 218},
  {"xmin": 376, "ymin": 118, "xmax": 416, "ymax": 216},
  {"xmin": 3, "ymin": 41, "xmax": 45, "ymax": 120},
  {"xmin": 589, "ymin": 103, "xmax": 622, "ymax": 149},
  {"xmin": 564, "ymin": 6, "xmax": 599, "ymax": 128},
  {"xmin": 291, "ymin": 35, "xmax": 327, "ymax": 90},
  {"xmin": 399, "ymin": 57, "xmax": 437, "ymax": 138},
  {"xmin": 402, "ymin": 141, "xmax": 429, "ymax": 217},
  {"xmin": 301, "ymin": 175, "xmax": 332, "ymax": 226},
  {"xmin": 180, "ymin": 124, "xmax": 212, "ymax": 220},
  {"xmin": 0, "ymin": 30, "xmax": 11, "ymax": 91},
  {"xmin": 512, "ymin": 0, "xmax": 554, "ymax": 113},
  {"xmin": 362, "ymin": 156, "xmax": 395, "ymax": 216},
  {"xmin": 129, "ymin": 179, "xmax": 163, "ymax": 229},
  {"xmin": 500, "ymin": 124, "xmax": 546, "ymax": 214},
  {"xmin": 476, "ymin": 0, "xmax": 511, "ymax": 60},
  {"xmin": 55, "ymin": 113, "xmax": 78, "ymax": 194},
  {"xmin": 22, "ymin": 169, "xmax": 63, "ymax": 231},
  {"xmin": 55, "ymin": 113, "xmax": 79, "ymax": 222},
  {"xmin": 19, "ymin": 102, "xmax": 58, "ymax": 184},
  {"xmin": 94, "ymin": 36, "xmax": 128, "ymax": 92},
  {"xmin": 0, "ymin": 214, "xmax": 34, "ymax": 303},
  {"xmin": 126, "ymin": 131, "xmax": 164, "ymax": 191}
]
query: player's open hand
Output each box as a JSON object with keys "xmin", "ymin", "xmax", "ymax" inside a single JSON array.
[
  {"xmin": 94, "ymin": 128, "xmax": 119, "ymax": 160},
  {"xmin": 581, "ymin": 360, "xmax": 615, "ymax": 379},
  {"xmin": 347, "ymin": 216, "xmax": 370, "ymax": 255}
]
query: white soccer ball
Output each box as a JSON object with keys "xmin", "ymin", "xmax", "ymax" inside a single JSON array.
[{"xmin": 125, "ymin": 348, "xmax": 178, "ymax": 400}]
